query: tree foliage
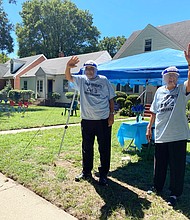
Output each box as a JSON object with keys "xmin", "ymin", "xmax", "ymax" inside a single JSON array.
[
  {"xmin": 98, "ymin": 36, "xmax": 126, "ymax": 57},
  {"xmin": 16, "ymin": 0, "xmax": 100, "ymax": 58},
  {"xmin": 0, "ymin": 0, "xmax": 14, "ymax": 55},
  {"xmin": 0, "ymin": 0, "xmax": 17, "ymax": 3},
  {"xmin": 0, "ymin": 53, "xmax": 10, "ymax": 63},
  {"xmin": 8, "ymin": 0, "xmax": 16, "ymax": 3}
]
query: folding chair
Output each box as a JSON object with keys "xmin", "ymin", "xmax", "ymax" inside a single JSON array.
[{"xmin": 64, "ymin": 100, "xmax": 78, "ymax": 116}]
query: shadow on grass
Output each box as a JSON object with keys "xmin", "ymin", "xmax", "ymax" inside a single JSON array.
[
  {"xmin": 110, "ymin": 146, "xmax": 190, "ymax": 219},
  {"xmin": 110, "ymin": 151, "xmax": 154, "ymax": 192},
  {"xmin": 23, "ymin": 107, "xmax": 50, "ymax": 112},
  {"xmin": 89, "ymin": 177, "xmax": 151, "ymax": 219},
  {"xmin": 176, "ymin": 164, "xmax": 190, "ymax": 219}
]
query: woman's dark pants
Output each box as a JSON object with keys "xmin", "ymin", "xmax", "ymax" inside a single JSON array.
[{"xmin": 154, "ymin": 140, "xmax": 187, "ymax": 197}]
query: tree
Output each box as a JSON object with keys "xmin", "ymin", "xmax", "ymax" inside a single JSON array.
[
  {"xmin": 16, "ymin": 0, "xmax": 100, "ymax": 58},
  {"xmin": 0, "ymin": 53, "xmax": 9, "ymax": 63},
  {"xmin": 0, "ymin": 0, "xmax": 16, "ymax": 4},
  {"xmin": 98, "ymin": 36, "xmax": 126, "ymax": 57},
  {"xmin": 0, "ymin": 0, "xmax": 14, "ymax": 55}
]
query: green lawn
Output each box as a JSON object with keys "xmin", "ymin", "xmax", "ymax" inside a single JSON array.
[
  {"xmin": 0, "ymin": 104, "xmax": 129, "ymax": 131},
  {"xmin": 0, "ymin": 105, "xmax": 190, "ymax": 219},
  {"xmin": 0, "ymin": 105, "xmax": 81, "ymax": 130}
]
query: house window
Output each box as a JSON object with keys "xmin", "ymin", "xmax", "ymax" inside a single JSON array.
[
  {"xmin": 121, "ymin": 84, "xmax": 133, "ymax": 93},
  {"xmin": 116, "ymin": 83, "xmax": 120, "ymax": 91},
  {"xmin": 63, "ymin": 80, "xmax": 68, "ymax": 92},
  {"xmin": 134, "ymin": 85, "xmax": 139, "ymax": 93},
  {"xmin": 144, "ymin": 39, "xmax": 152, "ymax": 52},
  {"xmin": 37, "ymin": 80, "xmax": 43, "ymax": 92},
  {"xmin": 23, "ymin": 81, "xmax": 27, "ymax": 90}
]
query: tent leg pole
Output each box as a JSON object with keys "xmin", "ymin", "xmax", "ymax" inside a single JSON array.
[{"xmin": 143, "ymin": 81, "xmax": 148, "ymax": 118}]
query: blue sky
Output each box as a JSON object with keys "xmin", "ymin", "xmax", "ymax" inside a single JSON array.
[{"xmin": 3, "ymin": 0, "xmax": 190, "ymax": 58}]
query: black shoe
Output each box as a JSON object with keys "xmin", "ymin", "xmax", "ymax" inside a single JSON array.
[
  {"xmin": 75, "ymin": 173, "xmax": 92, "ymax": 182},
  {"xmin": 167, "ymin": 196, "xmax": 177, "ymax": 207},
  {"xmin": 99, "ymin": 176, "xmax": 108, "ymax": 186}
]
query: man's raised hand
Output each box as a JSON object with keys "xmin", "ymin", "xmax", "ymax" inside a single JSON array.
[
  {"xmin": 184, "ymin": 43, "xmax": 190, "ymax": 65},
  {"xmin": 67, "ymin": 56, "xmax": 80, "ymax": 68}
]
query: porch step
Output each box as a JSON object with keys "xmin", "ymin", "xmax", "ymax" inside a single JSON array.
[{"xmin": 144, "ymin": 104, "xmax": 152, "ymax": 117}]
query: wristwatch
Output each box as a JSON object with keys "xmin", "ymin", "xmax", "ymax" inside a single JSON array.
[{"xmin": 110, "ymin": 112, "xmax": 115, "ymax": 115}]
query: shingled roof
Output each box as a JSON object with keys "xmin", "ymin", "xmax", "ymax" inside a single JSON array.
[
  {"xmin": 21, "ymin": 50, "xmax": 111, "ymax": 78},
  {"xmin": 3, "ymin": 54, "xmax": 46, "ymax": 78},
  {"xmin": 0, "ymin": 64, "xmax": 9, "ymax": 78}
]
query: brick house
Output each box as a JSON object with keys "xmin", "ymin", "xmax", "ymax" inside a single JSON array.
[{"xmin": 0, "ymin": 54, "xmax": 46, "ymax": 90}]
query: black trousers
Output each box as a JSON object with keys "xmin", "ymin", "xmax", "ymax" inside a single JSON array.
[
  {"xmin": 154, "ymin": 140, "xmax": 187, "ymax": 197},
  {"xmin": 81, "ymin": 119, "xmax": 112, "ymax": 177}
]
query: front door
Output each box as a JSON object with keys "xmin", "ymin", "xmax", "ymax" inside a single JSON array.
[{"xmin": 48, "ymin": 79, "xmax": 53, "ymax": 95}]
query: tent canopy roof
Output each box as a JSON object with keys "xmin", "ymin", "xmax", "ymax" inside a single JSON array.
[{"xmin": 96, "ymin": 48, "xmax": 188, "ymax": 86}]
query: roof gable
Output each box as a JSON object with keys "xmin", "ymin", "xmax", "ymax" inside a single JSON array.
[
  {"xmin": 3, "ymin": 54, "xmax": 47, "ymax": 78},
  {"xmin": 114, "ymin": 30, "xmax": 141, "ymax": 59},
  {"xmin": 114, "ymin": 20, "xmax": 190, "ymax": 59},
  {"xmin": 10, "ymin": 59, "xmax": 26, "ymax": 74}
]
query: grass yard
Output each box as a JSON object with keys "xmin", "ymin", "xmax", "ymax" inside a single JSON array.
[
  {"xmin": 0, "ymin": 105, "xmax": 81, "ymax": 130},
  {"xmin": 0, "ymin": 106, "xmax": 190, "ymax": 219},
  {"xmin": 0, "ymin": 104, "xmax": 128, "ymax": 131}
]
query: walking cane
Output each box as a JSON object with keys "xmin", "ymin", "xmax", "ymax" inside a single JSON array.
[{"xmin": 58, "ymin": 89, "xmax": 77, "ymax": 156}]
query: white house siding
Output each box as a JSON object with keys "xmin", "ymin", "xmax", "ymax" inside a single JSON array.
[
  {"xmin": 20, "ymin": 77, "xmax": 36, "ymax": 93},
  {"xmin": 54, "ymin": 75, "xmax": 70, "ymax": 103},
  {"xmin": 119, "ymin": 25, "xmax": 182, "ymax": 58}
]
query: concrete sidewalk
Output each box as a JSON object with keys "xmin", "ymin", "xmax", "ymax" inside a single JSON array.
[
  {"xmin": 0, "ymin": 123, "xmax": 80, "ymax": 135},
  {"xmin": 0, "ymin": 118, "xmax": 132, "ymax": 135},
  {"xmin": 0, "ymin": 173, "xmax": 77, "ymax": 220}
]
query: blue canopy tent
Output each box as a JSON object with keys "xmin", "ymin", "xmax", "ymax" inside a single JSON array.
[{"xmin": 96, "ymin": 48, "xmax": 189, "ymax": 87}]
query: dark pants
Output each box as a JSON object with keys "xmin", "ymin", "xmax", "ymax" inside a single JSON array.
[
  {"xmin": 154, "ymin": 140, "xmax": 187, "ymax": 197},
  {"xmin": 81, "ymin": 119, "xmax": 112, "ymax": 177}
]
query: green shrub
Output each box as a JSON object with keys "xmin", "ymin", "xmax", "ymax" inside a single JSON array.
[
  {"xmin": 51, "ymin": 92, "xmax": 61, "ymax": 100},
  {"xmin": 8, "ymin": 89, "xmax": 34, "ymax": 103},
  {"xmin": 116, "ymin": 97, "xmax": 125, "ymax": 108},
  {"xmin": 20, "ymin": 90, "xmax": 34, "ymax": 101},
  {"xmin": 124, "ymin": 99, "xmax": 133, "ymax": 108},
  {"xmin": 0, "ymin": 82, "xmax": 12, "ymax": 101},
  {"xmin": 114, "ymin": 91, "xmax": 128, "ymax": 110},
  {"xmin": 115, "ymin": 91, "xmax": 127, "ymax": 99},
  {"xmin": 119, "ymin": 107, "xmax": 128, "ymax": 116},
  {"xmin": 186, "ymin": 110, "xmax": 190, "ymax": 122},
  {"xmin": 187, "ymin": 100, "xmax": 190, "ymax": 110},
  {"xmin": 65, "ymin": 92, "xmax": 78, "ymax": 100},
  {"xmin": 127, "ymin": 94, "xmax": 141, "ymax": 105},
  {"xmin": 0, "ymin": 90, "xmax": 8, "ymax": 101},
  {"xmin": 3, "ymin": 81, "xmax": 12, "ymax": 94},
  {"xmin": 119, "ymin": 107, "xmax": 134, "ymax": 117},
  {"xmin": 8, "ymin": 90, "xmax": 21, "ymax": 103}
]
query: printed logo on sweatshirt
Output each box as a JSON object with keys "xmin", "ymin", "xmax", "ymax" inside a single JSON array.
[
  {"xmin": 159, "ymin": 93, "xmax": 178, "ymax": 113},
  {"xmin": 84, "ymin": 82, "xmax": 102, "ymax": 97}
]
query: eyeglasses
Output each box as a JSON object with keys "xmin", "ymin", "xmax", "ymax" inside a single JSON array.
[
  {"xmin": 164, "ymin": 73, "xmax": 178, "ymax": 78},
  {"xmin": 85, "ymin": 66, "xmax": 95, "ymax": 71}
]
